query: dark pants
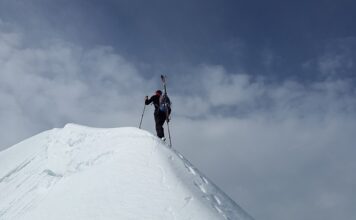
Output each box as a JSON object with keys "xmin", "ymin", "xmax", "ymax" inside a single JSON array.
[{"xmin": 154, "ymin": 111, "xmax": 167, "ymax": 138}]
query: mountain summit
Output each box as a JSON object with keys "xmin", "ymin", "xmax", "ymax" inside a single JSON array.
[{"xmin": 0, "ymin": 124, "xmax": 254, "ymax": 220}]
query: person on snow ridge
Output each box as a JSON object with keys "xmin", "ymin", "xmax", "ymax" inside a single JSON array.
[{"xmin": 145, "ymin": 90, "xmax": 171, "ymax": 139}]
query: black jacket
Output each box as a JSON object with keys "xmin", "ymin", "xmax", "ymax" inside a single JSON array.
[{"xmin": 145, "ymin": 94, "xmax": 161, "ymax": 113}]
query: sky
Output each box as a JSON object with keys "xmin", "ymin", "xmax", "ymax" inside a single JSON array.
[{"xmin": 0, "ymin": 0, "xmax": 355, "ymax": 219}]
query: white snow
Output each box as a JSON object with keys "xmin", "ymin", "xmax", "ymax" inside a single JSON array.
[{"xmin": 0, "ymin": 124, "xmax": 254, "ymax": 220}]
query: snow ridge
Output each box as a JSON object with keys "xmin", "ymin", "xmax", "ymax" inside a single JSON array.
[{"xmin": 0, "ymin": 124, "xmax": 254, "ymax": 220}]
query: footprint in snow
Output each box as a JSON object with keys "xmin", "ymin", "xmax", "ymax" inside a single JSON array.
[
  {"xmin": 177, "ymin": 152, "xmax": 184, "ymax": 159},
  {"xmin": 213, "ymin": 204, "xmax": 223, "ymax": 214},
  {"xmin": 194, "ymin": 181, "xmax": 207, "ymax": 194},
  {"xmin": 213, "ymin": 195, "xmax": 222, "ymax": 205},
  {"xmin": 184, "ymin": 163, "xmax": 197, "ymax": 176},
  {"xmin": 200, "ymin": 175, "xmax": 209, "ymax": 184}
]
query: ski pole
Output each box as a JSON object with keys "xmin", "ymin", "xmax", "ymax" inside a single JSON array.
[
  {"xmin": 166, "ymin": 117, "xmax": 172, "ymax": 147},
  {"xmin": 139, "ymin": 103, "xmax": 146, "ymax": 129}
]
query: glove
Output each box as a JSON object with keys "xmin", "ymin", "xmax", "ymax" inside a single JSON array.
[{"xmin": 145, "ymin": 96, "xmax": 148, "ymax": 101}]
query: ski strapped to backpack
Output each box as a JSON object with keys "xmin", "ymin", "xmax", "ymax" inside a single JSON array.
[
  {"xmin": 159, "ymin": 75, "xmax": 171, "ymax": 114},
  {"xmin": 161, "ymin": 75, "xmax": 172, "ymax": 147}
]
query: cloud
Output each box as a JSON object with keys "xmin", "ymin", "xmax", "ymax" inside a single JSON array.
[
  {"xmin": 168, "ymin": 65, "xmax": 356, "ymax": 220},
  {"xmin": 318, "ymin": 37, "xmax": 356, "ymax": 78},
  {"xmin": 0, "ymin": 27, "xmax": 154, "ymax": 149}
]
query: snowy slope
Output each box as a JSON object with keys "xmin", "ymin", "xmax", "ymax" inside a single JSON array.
[{"xmin": 0, "ymin": 124, "xmax": 254, "ymax": 220}]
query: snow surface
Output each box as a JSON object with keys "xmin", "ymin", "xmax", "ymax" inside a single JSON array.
[{"xmin": 0, "ymin": 124, "xmax": 254, "ymax": 220}]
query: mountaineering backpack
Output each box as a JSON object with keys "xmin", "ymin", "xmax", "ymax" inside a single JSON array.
[{"xmin": 159, "ymin": 94, "xmax": 171, "ymax": 113}]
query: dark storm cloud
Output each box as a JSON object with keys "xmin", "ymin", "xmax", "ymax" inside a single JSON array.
[
  {"xmin": 2, "ymin": 0, "xmax": 355, "ymax": 79},
  {"xmin": 1, "ymin": 1, "xmax": 356, "ymax": 220}
]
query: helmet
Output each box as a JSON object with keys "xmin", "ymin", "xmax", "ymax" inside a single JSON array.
[{"xmin": 155, "ymin": 90, "xmax": 162, "ymax": 95}]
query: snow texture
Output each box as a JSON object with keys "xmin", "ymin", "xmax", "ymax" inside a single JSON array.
[{"xmin": 0, "ymin": 124, "xmax": 254, "ymax": 220}]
